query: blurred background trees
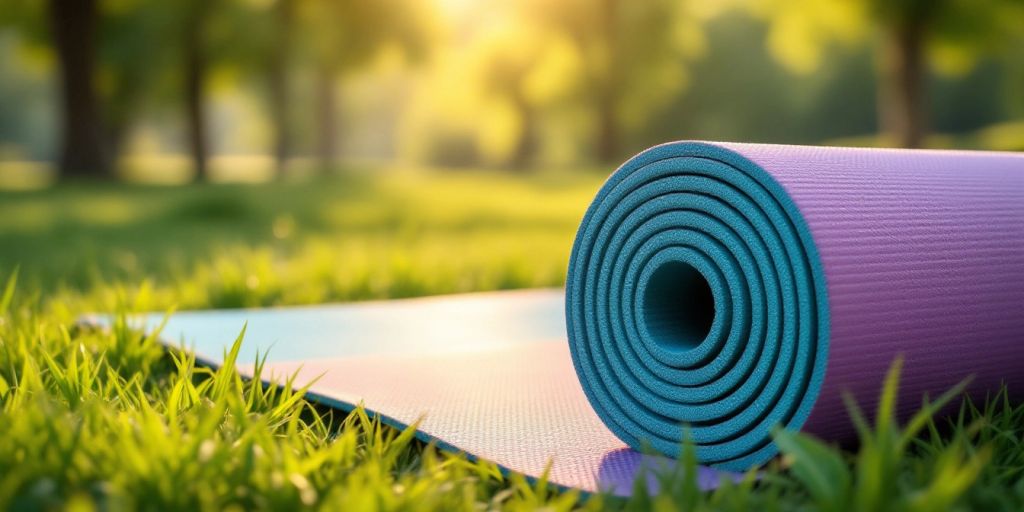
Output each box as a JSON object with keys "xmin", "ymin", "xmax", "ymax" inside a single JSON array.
[
  {"xmin": 298, "ymin": 0, "xmax": 431, "ymax": 173},
  {"xmin": 0, "ymin": 0, "xmax": 1022, "ymax": 183},
  {"xmin": 752, "ymin": 0, "xmax": 1024, "ymax": 148},
  {"xmin": 522, "ymin": 0, "xmax": 711, "ymax": 163}
]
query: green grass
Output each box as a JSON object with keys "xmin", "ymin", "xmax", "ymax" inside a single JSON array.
[
  {"xmin": 1, "ymin": 170, "xmax": 1022, "ymax": 510},
  {"xmin": 0, "ymin": 170, "xmax": 597, "ymax": 313}
]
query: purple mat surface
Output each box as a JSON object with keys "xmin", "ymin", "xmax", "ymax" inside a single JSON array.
[{"xmin": 104, "ymin": 142, "xmax": 1023, "ymax": 494}]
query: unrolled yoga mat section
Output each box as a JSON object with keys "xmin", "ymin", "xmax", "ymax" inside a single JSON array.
[
  {"xmin": 114, "ymin": 291, "xmax": 735, "ymax": 496},
  {"xmin": 566, "ymin": 142, "xmax": 1024, "ymax": 471}
]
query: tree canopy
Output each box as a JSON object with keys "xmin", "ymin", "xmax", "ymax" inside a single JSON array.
[{"xmin": 0, "ymin": 0, "xmax": 1022, "ymax": 179}]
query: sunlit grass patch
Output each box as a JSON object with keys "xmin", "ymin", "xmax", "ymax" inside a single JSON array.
[{"xmin": 0, "ymin": 169, "xmax": 602, "ymax": 313}]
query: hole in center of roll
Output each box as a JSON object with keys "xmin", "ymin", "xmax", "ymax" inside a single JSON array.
[{"xmin": 642, "ymin": 261, "xmax": 715, "ymax": 352}]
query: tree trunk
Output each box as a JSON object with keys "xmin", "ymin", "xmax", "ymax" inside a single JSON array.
[
  {"xmin": 595, "ymin": 91, "xmax": 619, "ymax": 163},
  {"xmin": 877, "ymin": 22, "xmax": 927, "ymax": 148},
  {"xmin": 268, "ymin": 0, "xmax": 293, "ymax": 178},
  {"xmin": 509, "ymin": 93, "xmax": 538, "ymax": 170},
  {"xmin": 184, "ymin": 7, "xmax": 209, "ymax": 181},
  {"xmin": 315, "ymin": 64, "xmax": 338, "ymax": 174},
  {"xmin": 48, "ymin": 0, "xmax": 109, "ymax": 179}
]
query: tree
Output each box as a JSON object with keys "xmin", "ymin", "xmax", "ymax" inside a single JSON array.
[
  {"xmin": 174, "ymin": 0, "xmax": 265, "ymax": 181},
  {"xmin": 523, "ymin": 0, "xmax": 709, "ymax": 163},
  {"xmin": 753, "ymin": 0, "xmax": 1024, "ymax": 148},
  {"xmin": 267, "ymin": 0, "xmax": 294, "ymax": 177},
  {"xmin": 298, "ymin": 0, "xmax": 431, "ymax": 173},
  {"xmin": 98, "ymin": 0, "xmax": 177, "ymax": 166},
  {"xmin": 179, "ymin": 0, "xmax": 214, "ymax": 181},
  {"xmin": 47, "ymin": 0, "xmax": 109, "ymax": 178},
  {"xmin": 235, "ymin": 0, "xmax": 297, "ymax": 178},
  {"xmin": 3, "ymin": 0, "xmax": 177, "ymax": 178},
  {"xmin": 471, "ymin": 23, "xmax": 572, "ymax": 169}
]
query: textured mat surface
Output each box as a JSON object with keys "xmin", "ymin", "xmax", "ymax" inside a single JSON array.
[
  {"xmin": 566, "ymin": 142, "xmax": 1024, "ymax": 471},
  {"xmin": 129, "ymin": 290, "xmax": 734, "ymax": 495}
]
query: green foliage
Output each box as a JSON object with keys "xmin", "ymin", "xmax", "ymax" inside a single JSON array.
[
  {"xmin": 297, "ymin": 0, "xmax": 433, "ymax": 71},
  {"xmin": 0, "ymin": 174, "xmax": 1021, "ymax": 510},
  {"xmin": 97, "ymin": 0, "xmax": 180, "ymax": 149},
  {"xmin": 523, "ymin": 0, "xmax": 709, "ymax": 158},
  {"xmin": 2, "ymin": 0, "xmax": 1022, "ymax": 167},
  {"xmin": 770, "ymin": 359, "xmax": 988, "ymax": 512},
  {"xmin": 753, "ymin": 0, "xmax": 1024, "ymax": 75}
]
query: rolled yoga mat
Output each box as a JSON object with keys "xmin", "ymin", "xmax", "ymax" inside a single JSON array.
[
  {"xmin": 98, "ymin": 142, "xmax": 1024, "ymax": 494},
  {"xmin": 566, "ymin": 141, "xmax": 1024, "ymax": 471}
]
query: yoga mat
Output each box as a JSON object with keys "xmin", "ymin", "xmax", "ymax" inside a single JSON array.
[
  {"xmin": 566, "ymin": 141, "xmax": 1024, "ymax": 471},
  {"xmin": 89, "ymin": 142, "xmax": 1024, "ymax": 494},
  {"xmin": 97, "ymin": 290, "xmax": 735, "ymax": 496}
]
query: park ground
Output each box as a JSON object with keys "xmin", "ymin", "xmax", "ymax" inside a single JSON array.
[{"xmin": 0, "ymin": 169, "xmax": 1022, "ymax": 510}]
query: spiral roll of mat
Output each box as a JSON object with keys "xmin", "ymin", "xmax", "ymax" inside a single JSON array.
[{"xmin": 566, "ymin": 141, "xmax": 1024, "ymax": 471}]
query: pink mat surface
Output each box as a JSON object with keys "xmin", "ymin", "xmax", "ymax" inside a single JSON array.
[
  {"xmin": 115, "ymin": 290, "xmax": 734, "ymax": 495},
  {"xmin": 257, "ymin": 342, "xmax": 726, "ymax": 495}
]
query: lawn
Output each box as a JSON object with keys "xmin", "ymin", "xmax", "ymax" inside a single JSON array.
[
  {"xmin": 0, "ymin": 169, "xmax": 598, "ymax": 312},
  {"xmin": 0, "ymin": 169, "xmax": 1022, "ymax": 510}
]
